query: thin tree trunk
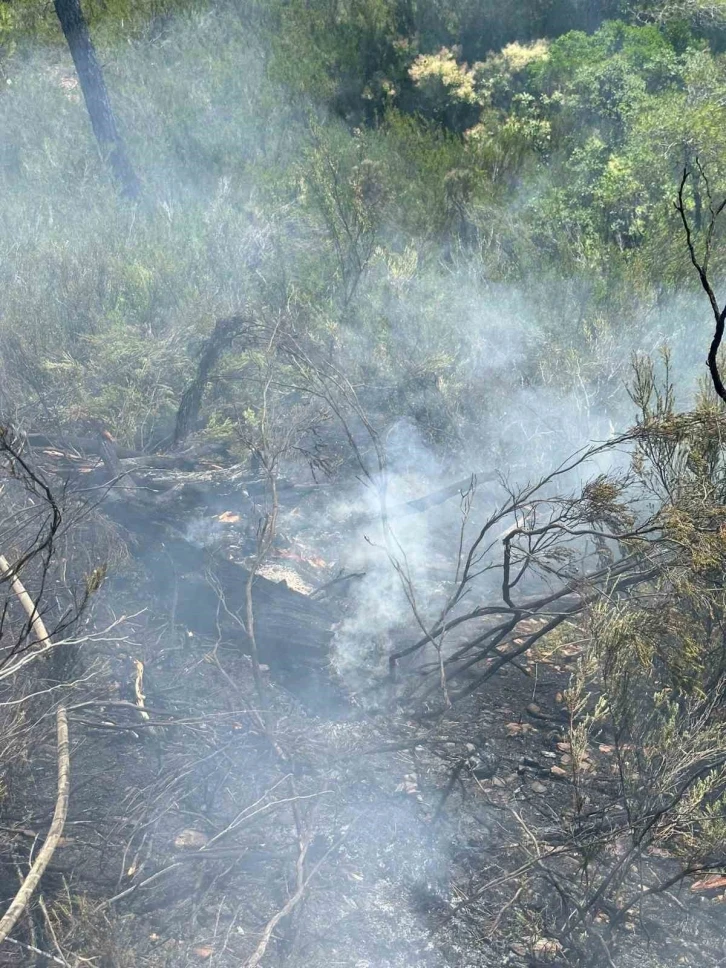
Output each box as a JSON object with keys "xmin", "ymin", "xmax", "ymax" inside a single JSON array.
[{"xmin": 53, "ymin": 0, "xmax": 140, "ymax": 199}]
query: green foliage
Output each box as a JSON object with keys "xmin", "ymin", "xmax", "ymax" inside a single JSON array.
[
  {"xmin": 6, "ymin": 3, "xmax": 726, "ymax": 959},
  {"xmin": 2, "ymin": 1, "xmax": 726, "ymax": 453},
  {"xmin": 267, "ymin": 0, "xmax": 412, "ymax": 122},
  {"xmin": 408, "ymin": 46, "xmax": 480, "ymax": 130}
]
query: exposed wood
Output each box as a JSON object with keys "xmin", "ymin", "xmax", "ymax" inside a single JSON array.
[
  {"xmin": 0, "ymin": 708, "xmax": 70, "ymax": 945},
  {"xmin": 0, "ymin": 554, "xmax": 52, "ymax": 646},
  {"xmin": 27, "ymin": 432, "xmax": 141, "ymax": 459},
  {"xmin": 0, "ymin": 551, "xmax": 71, "ymax": 946}
]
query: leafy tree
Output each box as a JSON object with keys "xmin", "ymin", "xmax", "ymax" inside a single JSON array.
[{"xmin": 408, "ymin": 46, "xmax": 480, "ymax": 131}]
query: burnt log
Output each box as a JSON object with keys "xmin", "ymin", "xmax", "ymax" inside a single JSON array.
[
  {"xmin": 95, "ymin": 483, "xmax": 338, "ymax": 706},
  {"xmin": 176, "ymin": 553, "xmax": 335, "ymax": 688},
  {"xmin": 149, "ymin": 541, "xmax": 338, "ymax": 707}
]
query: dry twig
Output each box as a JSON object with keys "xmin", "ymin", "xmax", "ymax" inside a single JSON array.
[
  {"xmin": 0, "ymin": 707, "xmax": 70, "ymax": 945},
  {"xmin": 0, "ymin": 549, "xmax": 71, "ymax": 947}
]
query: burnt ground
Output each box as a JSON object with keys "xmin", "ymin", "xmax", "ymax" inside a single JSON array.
[
  {"xmin": 1, "ymin": 456, "xmax": 726, "ymax": 968},
  {"xmin": 2, "ymin": 620, "xmax": 726, "ymax": 968}
]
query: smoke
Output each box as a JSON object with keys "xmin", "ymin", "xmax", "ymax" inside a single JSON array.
[
  {"xmin": 323, "ymin": 275, "xmax": 710, "ymax": 700},
  {"xmin": 325, "ymin": 422, "xmax": 444, "ymax": 690},
  {"xmin": 1, "ymin": 6, "xmax": 723, "ymax": 966}
]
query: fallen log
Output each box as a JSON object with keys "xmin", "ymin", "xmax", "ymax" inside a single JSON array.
[
  {"xmin": 27, "ymin": 431, "xmax": 140, "ymax": 459},
  {"xmin": 170, "ymin": 548, "xmax": 336, "ymax": 686},
  {"xmin": 95, "ymin": 484, "xmax": 338, "ymax": 704}
]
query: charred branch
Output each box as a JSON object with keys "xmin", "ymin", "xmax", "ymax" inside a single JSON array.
[{"xmin": 675, "ymin": 163, "xmax": 726, "ymax": 403}]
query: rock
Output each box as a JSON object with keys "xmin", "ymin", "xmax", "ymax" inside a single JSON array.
[
  {"xmin": 519, "ymin": 755, "xmax": 541, "ymax": 770},
  {"xmin": 469, "ymin": 751, "xmax": 500, "ymax": 779},
  {"xmin": 532, "ymin": 937, "xmax": 563, "ymax": 960},
  {"xmin": 192, "ymin": 946, "xmax": 214, "ymax": 960},
  {"xmin": 174, "ymin": 829, "xmax": 209, "ymax": 849},
  {"xmin": 530, "ymin": 781, "xmax": 548, "ymax": 794}
]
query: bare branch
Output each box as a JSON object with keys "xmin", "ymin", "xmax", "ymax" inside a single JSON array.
[
  {"xmin": 0, "ymin": 706, "xmax": 70, "ymax": 944},
  {"xmin": 675, "ymin": 164, "xmax": 726, "ymax": 403}
]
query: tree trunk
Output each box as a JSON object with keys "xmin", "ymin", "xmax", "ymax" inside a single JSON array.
[
  {"xmin": 173, "ymin": 314, "xmax": 260, "ymax": 444},
  {"xmin": 53, "ymin": 0, "xmax": 140, "ymax": 199}
]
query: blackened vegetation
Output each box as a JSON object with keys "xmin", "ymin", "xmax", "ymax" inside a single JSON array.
[
  {"xmin": 160, "ymin": 550, "xmax": 337, "ymax": 703},
  {"xmin": 37, "ymin": 429, "xmax": 340, "ymax": 702},
  {"xmin": 5, "ymin": 350, "xmax": 726, "ymax": 968}
]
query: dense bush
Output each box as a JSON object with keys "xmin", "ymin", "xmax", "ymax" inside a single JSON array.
[{"xmin": 1, "ymin": 2, "xmax": 724, "ymax": 453}]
